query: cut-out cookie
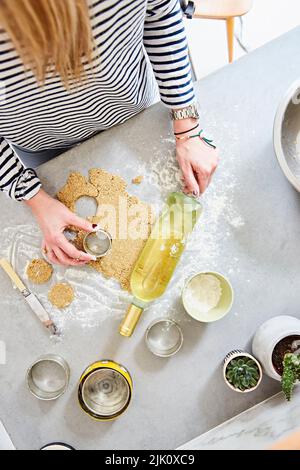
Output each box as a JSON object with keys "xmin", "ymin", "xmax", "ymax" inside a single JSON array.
[
  {"xmin": 27, "ymin": 258, "xmax": 53, "ymax": 284},
  {"xmin": 57, "ymin": 172, "xmax": 98, "ymax": 211},
  {"xmin": 48, "ymin": 283, "xmax": 75, "ymax": 309}
]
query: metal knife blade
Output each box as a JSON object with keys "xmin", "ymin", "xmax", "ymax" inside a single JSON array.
[
  {"xmin": 0, "ymin": 259, "xmax": 58, "ymax": 335},
  {"xmin": 24, "ymin": 292, "xmax": 58, "ymax": 335}
]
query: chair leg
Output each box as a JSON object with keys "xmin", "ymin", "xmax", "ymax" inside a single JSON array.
[{"xmin": 226, "ymin": 17, "xmax": 235, "ymax": 63}]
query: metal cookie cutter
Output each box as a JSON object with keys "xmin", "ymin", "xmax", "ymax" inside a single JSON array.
[
  {"xmin": 27, "ymin": 355, "xmax": 70, "ymax": 400},
  {"xmin": 83, "ymin": 229, "xmax": 112, "ymax": 258},
  {"xmin": 145, "ymin": 318, "xmax": 183, "ymax": 357}
]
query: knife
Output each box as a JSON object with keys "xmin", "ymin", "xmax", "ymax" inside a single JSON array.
[{"xmin": 0, "ymin": 258, "xmax": 58, "ymax": 336}]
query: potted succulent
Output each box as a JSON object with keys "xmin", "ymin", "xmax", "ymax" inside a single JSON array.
[
  {"xmin": 223, "ymin": 350, "xmax": 262, "ymax": 393},
  {"xmin": 252, "ymin": 315, "xmax": 300, "ymax": 401}
]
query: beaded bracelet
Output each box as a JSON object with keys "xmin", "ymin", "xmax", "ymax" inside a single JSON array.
[{"xmin": 175, "ymin": 129, "xmax": 216, "ymax": 149}]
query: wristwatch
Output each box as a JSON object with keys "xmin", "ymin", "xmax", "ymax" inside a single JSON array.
[{"xmin": 171, "ymin": 103, "xmax": 199, "ymax": 120}]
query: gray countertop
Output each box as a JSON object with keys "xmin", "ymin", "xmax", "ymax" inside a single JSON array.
[{"xmin": 1, "ymin": 27, "xmax": 300, "ymax": 450}]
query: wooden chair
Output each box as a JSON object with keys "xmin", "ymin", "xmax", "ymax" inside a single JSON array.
[{"xmin": 192, "ymin": 0, "xmax": 253, "ymax": 63}]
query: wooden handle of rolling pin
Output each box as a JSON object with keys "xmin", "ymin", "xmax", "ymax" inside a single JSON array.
[{"xmin": 0, "ymin": 259, "xmax": 27, "ymax": 292}]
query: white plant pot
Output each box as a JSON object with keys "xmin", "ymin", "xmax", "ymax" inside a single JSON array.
[
  {"xmin": 223, "ymin": 350, "xmax": 262, "ymax": 393},
  {"xmin": 252, "ymin": 315, "xmax": 300, "ymax": 381}
]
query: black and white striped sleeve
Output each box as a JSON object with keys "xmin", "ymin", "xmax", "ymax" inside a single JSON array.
[
  {"xmin": 0, "ymin": 137, "xmax": 41, "ymax": 201},
  {"xmin": 144, "ymin": 0, "xmax": 195, "ymax": 109}
]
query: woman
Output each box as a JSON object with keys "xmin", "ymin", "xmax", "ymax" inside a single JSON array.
[{"xmin": 0, "ymin": 0, "xmax": 218, "ymax": 266}]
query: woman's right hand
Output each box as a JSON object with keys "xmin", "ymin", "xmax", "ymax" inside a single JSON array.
[{"xmin": 24, "ymin": 189, "xmax": 97, "ymax": 266}]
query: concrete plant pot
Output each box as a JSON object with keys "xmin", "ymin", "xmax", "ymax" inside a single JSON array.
[{"xmin": 252, "ymin": 315, "xmax": 300, "ymax": 381}]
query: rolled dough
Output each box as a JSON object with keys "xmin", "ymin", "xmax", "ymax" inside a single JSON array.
[{"xmin": 57, "ymin": 168, "xmax": 154, "ymax": 291}]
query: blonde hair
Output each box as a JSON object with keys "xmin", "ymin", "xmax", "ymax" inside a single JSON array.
[{"xmin": 0, "ymin": 0, "xmax": 94, "ymax": 86}]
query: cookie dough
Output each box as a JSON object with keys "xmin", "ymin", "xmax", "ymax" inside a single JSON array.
[
  {"xmin": 59, "ymin": 168, "xmax": 154, "ymax": 291},
  {"xmin": 132, "ymin": 175, "xmax": 143, "ymax": 185},
  {"xmin": 57, "ymin": 172, "xmax": 98, "ymax": 211},
  {"xmin": 48, "ymin": 283, "xmax": 75, "ymax": 309},
  {"xmin": 27, "ymin": 258, "xmax": 53, "ymax": 284},
  {"xmin": 89, "ymin": 168, "xmax": 127, "ymax": 200}
]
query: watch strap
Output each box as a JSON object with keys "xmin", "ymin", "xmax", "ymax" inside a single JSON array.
[{"xmin": 171, "ymin": 103, "xmax": 199, "ymax": 120}]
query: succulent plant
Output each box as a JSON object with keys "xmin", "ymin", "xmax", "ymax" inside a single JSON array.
[
  {"xmin": 226, "ymin": 356, "xmax": 260, "ymax": 391},
  {"xmin": 281, "ymin": 353, "xmax": 300, "ymax": 401}
]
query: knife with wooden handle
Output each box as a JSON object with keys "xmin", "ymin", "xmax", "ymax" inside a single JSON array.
[{"xmin": 0, "ymin": 258, "xmax": 58, "ymax": 335}]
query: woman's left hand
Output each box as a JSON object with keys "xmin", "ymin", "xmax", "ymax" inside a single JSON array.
[{"xmin": 174, "ymin": 118, "xmax": 219, "ymax": 196}]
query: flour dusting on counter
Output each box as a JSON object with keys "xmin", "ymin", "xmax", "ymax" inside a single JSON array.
[
  {"xmin": 0, "ymin": 117, "xmax": 245, "ymax": 335},
  {"xmin": 132, "ymin": 115, "xmax": 245, "ymax": 322},
  {"xmin": 0, "ymin": 225, "xmax": 131, "ymax": 338}
]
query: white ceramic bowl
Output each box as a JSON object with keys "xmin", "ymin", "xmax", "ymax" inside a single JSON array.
[{"xmin": 182, "ymin": 271, "xmax": 234, "ymax": 323}]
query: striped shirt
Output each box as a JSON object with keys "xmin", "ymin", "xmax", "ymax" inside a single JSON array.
[{"xmin": 0, "ymin": 0, "xmax": 194, "ymax": 201}]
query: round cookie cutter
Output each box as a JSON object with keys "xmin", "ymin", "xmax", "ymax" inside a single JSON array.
[
  {"xmin": 145, "ymin": 318, "xmax": 183, "ymax": 357},
  {"xmin": 83, "ymin": 229, "xmax": 112, "ymax": 258},
  {"xmin": 27, "ymin": 354, "xmax": 70, "ymax": 400}
]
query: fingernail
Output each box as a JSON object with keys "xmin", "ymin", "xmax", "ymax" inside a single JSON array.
[
  {"xmin": 91, "ymin": 255, "xmax": 97, "ymax": 261},
  {"xmin": 193, "ymin": 190, "xmax": 199, "ymax": 197}
]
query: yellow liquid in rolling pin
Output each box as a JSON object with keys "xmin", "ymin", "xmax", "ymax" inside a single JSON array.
[{"xmin": 119, "ymin": 192, "xmax": 202, "ymax": 336}]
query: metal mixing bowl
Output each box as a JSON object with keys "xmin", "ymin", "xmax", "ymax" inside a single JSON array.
[{"xmin": 274, "ymin": 80, "xmax": 300, "ymax": 191}]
